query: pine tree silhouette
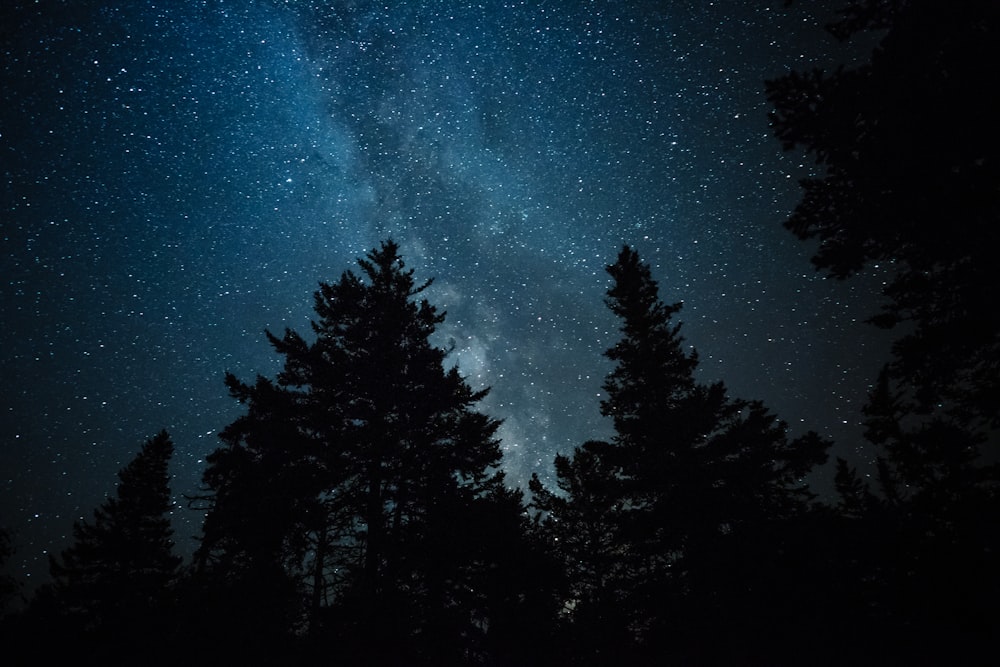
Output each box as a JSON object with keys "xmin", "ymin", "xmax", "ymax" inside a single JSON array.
[
  {"xmin": 43, "ymin": 430, "xmax": 181, "ymax": 662},
  {"xmin": 194, "ymin": 240, "xmax": 526, "ymax": 663},
  {"xmin": 532, "ymin": 246, "xmax": 829, "ymax": 663}
]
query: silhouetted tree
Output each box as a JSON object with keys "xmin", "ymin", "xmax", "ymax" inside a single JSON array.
[
  {"xmin": 768, "ymin": 6, "xmax": 1000, "ymax": 659},
  {"xmin": 833, "ymin": 456, "xmax": 878, "ymax": 519},
  {"xmin": 813, "ymin": 364, "xmax": 1000, "ymax": 665},
  {"xmin": 194, "ymin": 240, "xmax": 527, "ymax": 664},
  {"xmin": 40, "ymin": 430, "xmax": 181, "ymax": 662},
  {"xmin": 531, "ymin": 246, "xmax": 829, "ymax": 663},
  {"xmin": 873, "ymin": 368, "xmax": 997, "ymax": 634},
  {"xmin": 528, "ymin": 439, "xmax": 634, "ymax": 662},
  {"xmin": 766, "ymin": 0, "xmax": 1000, "ymax": 429}
]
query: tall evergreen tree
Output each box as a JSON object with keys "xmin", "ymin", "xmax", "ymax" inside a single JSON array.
[
  {"xmin": 47, "ymin": 430, "xmax": 181, "ymax": 641},
  {"xmin": 531, "ymin": 246, "xmax": 829, "ymax": 661},
  {"xmin": 195, "ymin": 240, "xmax": 523, "ymax": 663}
]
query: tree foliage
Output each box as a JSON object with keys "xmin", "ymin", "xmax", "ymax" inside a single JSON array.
[
  {"xmin": 765, "ymin": 3, "xmax": 1000, "ymax": 660},
  {"xmin": 4, "ymin": 219, "xmax": 999, "ymax": 662},
  {"xmin": 194, "ymin": 240, "xmax": 527, "ymax": 662},
  {"xmin": 766, "ymin": 0, "xmax": 1000, "ymax": 426},
  {"xmin": 48, "ymin": 430, "xmax": 180, "ymax": 625},
  {"xmin": 13, "ymin": 431, "xmax": 184, "ymax": 665},
  {"xmin": 531, "ymin": 246, "xmax": 829, "ymax": 661}
]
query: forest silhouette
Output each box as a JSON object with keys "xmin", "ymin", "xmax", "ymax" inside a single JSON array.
[{"xmin": 2, "ymin": 1, "xmax": 999, "ymax": 664}]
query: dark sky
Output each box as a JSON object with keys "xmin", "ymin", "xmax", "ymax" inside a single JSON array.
[{"xmin": 2, "ymin": 0, "xmax": 890, "ymax": 587}]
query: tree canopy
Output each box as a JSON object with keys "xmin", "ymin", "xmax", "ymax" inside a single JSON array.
[
  {"xmin": 531, "ymin": 246, "xmax": 829, "ymax": 663},
  {"xmin": 193, "ymin": 240, "xmax": 531, "ymax": 663},
  {"xmin": 766, "ymin": 0, "xmax": 1000, "ymax": 426},
  {"xmin": 25, "ymin": 431, "xmax": 183, "ymax": 664},
  {"xmin": 48, "ymin": 430, "xmax": 180, "ymax": 623}
]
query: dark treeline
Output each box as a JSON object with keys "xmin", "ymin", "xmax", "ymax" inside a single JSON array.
[{"xmin": 3, "ymin": 1, "xmax": 999, "ymax": 664}]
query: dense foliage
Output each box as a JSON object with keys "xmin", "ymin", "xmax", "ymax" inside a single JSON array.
[
  {"xmin": 530, "ymin": 246, "xmax": 829, "ymax": 663},
  {"xmin": 189, "ymin": 240, "xmax": 542, "ymax": 664}
]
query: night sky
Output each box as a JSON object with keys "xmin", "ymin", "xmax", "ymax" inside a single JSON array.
[{"xmin": 2, "ymin": 0, "xmax": 891, "ymax": 588}]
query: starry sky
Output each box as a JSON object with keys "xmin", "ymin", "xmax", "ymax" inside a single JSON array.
[{"xmin": 2, "ymin": 0, "xmax": 891, "ymax": 587}]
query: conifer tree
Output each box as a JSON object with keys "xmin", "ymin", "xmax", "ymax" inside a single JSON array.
[
  {"xmin": 768, "ymin": 5, "xmax": 1000, "ymax": 657},
  {"xmin": 532, "ymin": 246, "xmax": 828, "ymax": 659},
  {"xmin": 196, "ymin": 240, "xmax": 522, "ymax": 662},
  {"xmin": 825, "ymin": 365, "xmax": 1000, "ymax": 663},
  {"xmin": 49, "ymin": 430, "xmax": 180, "ymax": 630}
]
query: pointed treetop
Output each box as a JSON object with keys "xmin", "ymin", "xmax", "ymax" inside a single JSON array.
[
  {"xmin": 602, "ymin": 245, "xmax": 699, "ymax": 423},
  {"xmin": 605, "ymin": 245, "xmax": 676, "ymax": 327}
]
